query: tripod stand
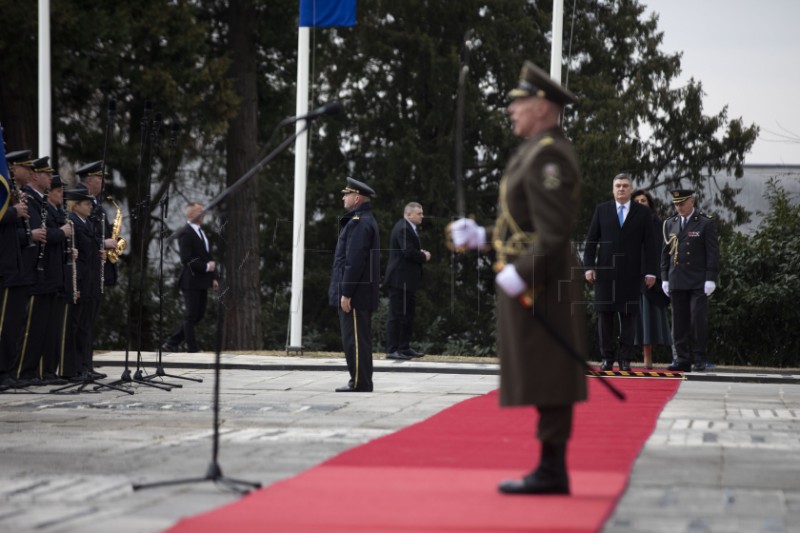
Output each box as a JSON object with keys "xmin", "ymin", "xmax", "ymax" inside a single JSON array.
[
  {"xmin": 133, "ymin": 115, "xmax": 320, "ymax": 494},
  {"xmin": 142, "ymin": 192, "xmax": 202, "ymax": 386}
]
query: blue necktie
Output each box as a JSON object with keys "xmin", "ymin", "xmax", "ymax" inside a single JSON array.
[{"xmin": 618, "ymin": 205, "xmax": 624, "ymax": 227}]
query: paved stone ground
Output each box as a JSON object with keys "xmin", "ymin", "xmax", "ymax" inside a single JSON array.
[{"xmin": 0, "ymin": 352, "xmax": 798, "ymax": 533}]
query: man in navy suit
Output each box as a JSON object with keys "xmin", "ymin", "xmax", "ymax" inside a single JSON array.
[
  {"xmin": 583, "ymin": 174, "xmax": 657, "ymax": 371},
  {"xmin": 384, "ymin": 202, "xmax": 430, "ymax": 360},
  {"xmin": 163, "ymin": 202, "xmax": 219, "ymax": 353}
]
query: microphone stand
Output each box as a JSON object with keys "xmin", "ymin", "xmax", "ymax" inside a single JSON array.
[
  {"xmin": 109, "ymin": 103, "xmax": 171, "ymax": 392},
  {"xmin": 133, "ymin": 116, "xmax": 318, "ymax": 494},
  {"xmin": 142, "ymin": 140, "xmax": 202, "ymax": 385}
]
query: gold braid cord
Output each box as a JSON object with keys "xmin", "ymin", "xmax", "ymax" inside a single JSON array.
[
  {"xmin": 491, "ymin": 177, "xmax": 538, "ymax": 271},
  {"xmin": 663, "ymin": 220, "xmax": 679, "ymax": 265}
]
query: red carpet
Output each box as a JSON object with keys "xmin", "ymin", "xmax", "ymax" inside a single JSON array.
[{"xmin": 165, "ymin": 377, "xmax": 679, "ymax": 532}]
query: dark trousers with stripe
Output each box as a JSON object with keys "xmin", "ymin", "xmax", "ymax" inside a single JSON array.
[
  {"xmin": 15, "ymin": 292, "xmax": 57, "ymax": 380},
  {"xmin": 0, "ymin": 286, "xmax": 32, "ymax": 377},
  {"xmin": 338, "ymin": 308, "xmax": 373, "ymax": 391},
  {"xmin": 45, "ymin": 296, "xmax": 69, "ymax": 376},
  {"xmin": 670, "ymin": 288, "xmax": 708, "ymax": 364}
]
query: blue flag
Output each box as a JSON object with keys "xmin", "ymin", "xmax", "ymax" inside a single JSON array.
[
  {"xmin": 299, "ymin": 0, "xmax": 356, "ymax": 27},
  {"xmin": 0, "ymin": 126, "xmax": 11, "ymax": 221}
]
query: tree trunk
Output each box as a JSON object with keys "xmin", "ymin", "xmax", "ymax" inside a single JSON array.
[{"xmin": 223, "ymin": 0, "xmax": 262, "ymax": 349}]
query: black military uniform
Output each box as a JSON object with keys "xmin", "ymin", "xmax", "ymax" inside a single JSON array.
[
  {"xmin": 328, "ymin": 178, "xmax": 380, "ymax": 392},
  {"xmin": 14, "ymin": 159, "xmax": 70, "ymax": 383},
  {"xmin": 0, "ymin": 150, "xmax": 32, "ymax": 389},
  {"xmin": 661, "ymin": 189, "xmax": 720, "ymax": 372},
  {"xmin": 75, "ymin": 160, "xmax": 118, "ymax": 288},
  {"xmin": 0, "ymin": 156, "xmax": 45, "ymax": 384},
  {"xmin": 62, "ymin": 187, "xmax": 103, "ymax": 379}
]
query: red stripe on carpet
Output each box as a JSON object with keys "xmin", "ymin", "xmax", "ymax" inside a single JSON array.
[{"xmin": 165, "ymin": 378, "xmax": 679, "ymax": 532}]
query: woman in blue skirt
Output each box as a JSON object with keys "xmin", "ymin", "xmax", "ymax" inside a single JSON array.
[{"xmin": 632, "ymin": 190, "xmax": 673, "ymax": 368}]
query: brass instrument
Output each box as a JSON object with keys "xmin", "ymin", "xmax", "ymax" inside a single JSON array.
[{"xmin": 106, "ymin": 196, "xmax": 127, "ymax": 264}]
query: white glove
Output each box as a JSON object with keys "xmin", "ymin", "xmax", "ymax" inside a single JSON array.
[
  {"xmin": 662, "ymin": 281, "xmax": 669, "ymax": 296},
  {"xmin": 450, "ymin": 218, "xmax": 486, "ymax": 249},
  {"xmin": 704, "ymin": 281, "xmax": 716, "ymax": 296},
  {"xmin": 495, "ymin": 264, "xmax": 527, "ymax": 298}
]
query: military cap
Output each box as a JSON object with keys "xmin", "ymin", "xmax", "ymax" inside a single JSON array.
[
  {"xmin": 31, "ymin": 156, "xmax": 52, "ymax": 173},
  {"xmin": 508, "ymin": 61, "xmax": 577, "ymax": 106},
  {"xmin": 76, "ymin": 160, "xmax": 104, "ymax": 179},
  {"xmin": 6, "ymin": 150, "xmax": 32, "ymax": 165},
  {"xmin": 341, "ymin": 177, "xmax": 376, "ymax": 198},
  {"xmin": 670, "ymin": 189, "xmax": 694, "ymax": 203},
  {"xmin": 64, "ymin": 187, "xmax": 94, "ymax": 202},
  {"xmin": 50, "ymin": 175, "xmax": 63, "ymax": 189}
]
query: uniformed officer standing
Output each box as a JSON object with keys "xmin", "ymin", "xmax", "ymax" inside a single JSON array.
[
  {"xmin": 0, "ymin": 156, "xmax": 48, "ymax": 385},
  {"xmin": 75, "ymin": 160, "xmax": 119, "ymax": 288},
  {"xmin": 328, "ymin": 178, "xmax": 380, "ymax": 393},
  {"xmin": 0, "ymin": 150, "xmax": 30, "ymax": 389},
  {"xmin": 661, "ymin": 189, "xmax": 720, "ymax": 372},
  {"xmin": 13, "ymin": 160, "xmax": 72, "ymax": 384},
  {"xmin": 450, "ymin": 61, "xmax": 586, "ymax": 495},
  {"xmin": 62, "ymin": 187, "xmax": 104, "ymax": 380}
]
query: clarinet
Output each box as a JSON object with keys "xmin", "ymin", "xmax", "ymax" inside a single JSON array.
[
  {"xmin": 35, "ymin": 188, "xmax": 49, "ymax": 272},
  {"xmin": 99, "ymin": 210, "xmax": 106, "ymax": 293},
  {"xmin": 9, "ymin": 168, "xmax": 36, "ymax": 247},
  {"xmin": 62, "ymin": 200, "xmax": 78, "ymax": 304}
]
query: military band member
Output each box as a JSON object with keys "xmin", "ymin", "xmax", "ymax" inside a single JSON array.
[
  {"xmin": 0, "ymin": 150, "xmax": 31, "ymax": 389},
  {"xmin": 62, "ymin": 187, "xmax": 105, "ymax": 381},
  {"xmin": 328, "ymin": 178, "xmax": 380, "ymax": 393},
  {"xmin": 0, "ymin": 156, "xmax": 48, "ymax": 385},
  {"xmin": 662, "ymin": 189, "xmax": 720, "ymax": 372},
  {"xmin": 450, "ymin": 61, "xmax": 586, "ymax": 494},
  {"xmin": 12, "ymin": 160, "xmax": 73, "ymax": 384},
  {"xmin": 75, "ymin": 160, "xmax": 119, "ymax": 288}
]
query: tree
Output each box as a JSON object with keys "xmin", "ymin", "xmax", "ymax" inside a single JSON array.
[{"xmin": 710, "ymin": 180, "xmax": 800, "ymax": 366}]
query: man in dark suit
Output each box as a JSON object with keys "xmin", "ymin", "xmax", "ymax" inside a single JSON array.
[
  {"xmin": 661, "ymin": 189, "xmax": 720, "ymax": 372},
  {"xmin": 583, "ymin": 173, "xmax": 657, "ymax": 371},
  {"xmin": 329, "ymin": 178, "xmax": 380, "ymax": 392},
  {"xmin": 384, "ymin": 202, "xmax": 430, "ymax": 360},
  {"xmin": 163, "ymin": 202, "xmax": 219, "ymax": 353}
]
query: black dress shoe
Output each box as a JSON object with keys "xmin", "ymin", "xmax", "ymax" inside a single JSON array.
[
  {"xmin": 667, "ymin": 360, "xmax": 692, "ymax": 372},
  {"xmin": 161, "ymin": 343, "xmax": 179, "ymax": 353},
  {"xmin": 498, "ymin": 471, "xmax": 570, "ymax": 495},
  {"xmin": 41, "ymin": 374, "xmax": 68, "ymax": 385},
  {"xmin": 335, "ymin": 384, "xmax": 372, "ymax": 392},
  {"xmin": 89, "ymin": 370, "xmax": 107, "ymax": 379},
  {"xmin": 386, "ymin": 351, "xmax": 411, "ymax": 360},
  {"xmin": 619, "ymin": 360, "xmax": 631, "ymax": 372},
  {"xmin": 599, "ymin": 360, "xmax": 614, "ymax": 371},
  {"xmin": 401, "ymin": 349, "xmax": 424, "ymax": 358},
  {"xmin": 692, "ymin": 362, "xmax": 708, "ymax": 372}
]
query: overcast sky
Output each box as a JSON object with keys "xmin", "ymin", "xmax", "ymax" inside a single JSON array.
[{"xmin": 643, "ymin": 0, "xmax": 800, "ymax": 165}]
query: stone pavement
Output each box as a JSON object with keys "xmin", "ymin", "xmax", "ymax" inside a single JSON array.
[{"xmin": 0, "ymin": 352, "xmax": 798, "ymax": 533}]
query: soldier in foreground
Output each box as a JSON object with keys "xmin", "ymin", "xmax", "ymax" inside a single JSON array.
[{"xmin": 450, "ymin": 61, "xmax": 586, "ymax": 494}]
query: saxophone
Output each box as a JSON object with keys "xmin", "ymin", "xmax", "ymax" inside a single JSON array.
[{"xmin": 106, "ymin": 196, "xmax": 127, "ymax": 263}]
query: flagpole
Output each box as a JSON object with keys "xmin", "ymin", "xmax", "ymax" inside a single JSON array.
[
  {"xmin": 550, "ymin": 0, "xmax": 564, "ymax": 83},
  {"xmin": 38, "ymin": 0, "xmax": 52, "ymax": 157},
  {"xmin": 288, "ymin": 26, "xmax": 311, "ymax": 351}
]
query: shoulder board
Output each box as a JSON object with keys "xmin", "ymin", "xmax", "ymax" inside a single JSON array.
[
  {"xmin": 352, "ymin": 214, "xmax": 360, "ymax": 221},
  {"xmin": 700, "ymin": 212, "xmax": 713, "ymax": 219},
  {"xmin": 538, "ymin": 135, "xmax": 554, "ymax": 147}
]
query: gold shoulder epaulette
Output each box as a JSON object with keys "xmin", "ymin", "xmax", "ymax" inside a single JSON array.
[
  {"xmin": 539, "ymin": 135, "xmax": 554, "ymax": 147},
  {"xmin": 353, "ymin": 214, "xmax": 360, "ymax": 221}
]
